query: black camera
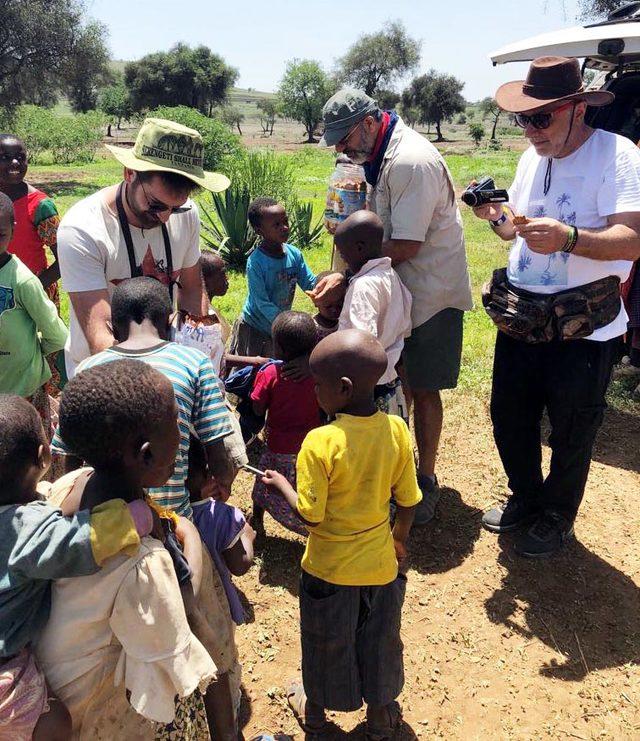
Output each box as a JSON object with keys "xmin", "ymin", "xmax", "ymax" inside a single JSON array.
[{"xmin": 461, "ymin": 176, "xmax": 509, "ymax": 207}]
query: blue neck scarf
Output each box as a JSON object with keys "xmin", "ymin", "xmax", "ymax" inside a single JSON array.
[{"xmin": 363, "ymin": 110, "xmax": 399, "ymax": 186}]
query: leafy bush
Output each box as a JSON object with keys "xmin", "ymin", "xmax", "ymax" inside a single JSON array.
[
  {"xmin": 224, "ymin": 149, "xmax": 297, "ymax": 207},
  {"xmin": 149, "ymin": 105, "xmax": 243, "ymax": 171},
  {"xmin": 456, "ymin": 113, "xmax": 467, "ymax": 125},
  {"xmin": 469, "ymin": 122, "xmax": 485, "ymax": 146},
  {"xmin": 487, "ymin": 138, "xmax": 503, "ymax": 151},
  {"xmin": 11, "ymin": 105, "xmax": 104, "ymax": 164}
]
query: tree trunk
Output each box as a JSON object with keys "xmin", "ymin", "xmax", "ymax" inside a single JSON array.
[
  {"xmin": 491, "ymin": 112, "xmax": 499, "ymax": 141},
  {"xmin": 106, "ymin": 123, "xmax": 112, "ymax": 137},
  {"xmin": 435, "ymin": 120, "xmax": 444, "ymax": 141},
  {"xmin": 236, "ymin": 123, "xmax": 242, "ymax": 135},
  {"xmin": 116, "ymin": 117, "xmax": 122, "ymax": 130}
]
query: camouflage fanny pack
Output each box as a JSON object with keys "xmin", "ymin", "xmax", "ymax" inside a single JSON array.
[{"xmin": 482, "ymin": 268, "xmax": 621, "ymax": 343}]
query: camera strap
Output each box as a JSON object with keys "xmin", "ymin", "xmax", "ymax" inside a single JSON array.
[{"xmin": 115, "ymin": 182, "xmax": 175, "ymax": 302}]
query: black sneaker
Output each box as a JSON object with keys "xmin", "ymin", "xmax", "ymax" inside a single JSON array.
[
  {"xmin": 482, "ymin": 497, "xmax": 538, "ymax": 533},
  {"xmin": 515, "ymin": 511, "xmax": 574, "ymax": 558},
  {"xmin": 413, "ymin": 474, "xmax": 440, "ymax": 526}
]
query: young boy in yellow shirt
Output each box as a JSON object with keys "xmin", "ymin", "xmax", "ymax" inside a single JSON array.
[{"xmin": 262, "ymin": 328, "xmax": 421, "ymax": 737}]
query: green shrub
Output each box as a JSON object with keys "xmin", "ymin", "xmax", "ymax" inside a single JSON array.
[
  {"xmin": 10, "ymin": 105, "xmax": 104, "ymax": 164},
  {"xmin": 469, "ymin": 122, "xmax": 485, "ymax": 146},
  {"xmin": 200, "ymin": 185, "xmax": 258, "ymax": 271},
  {"xmin": 456, "ymin": 113, "xmax": 467, "ymax": 125},
  {"xmin": 149, "ymin": 105, "xmax": 243, "ymax": 171},
  {"xmin": 289, "ymin": 200, "xmax": 324, "ymax": 249},
  {"xmin": 224, "ymin": 149, "xmax": 297, "ymax": 208},
  {"xmin": 487, "ymin": 138, "xmax": 503, "ymax": 151}
]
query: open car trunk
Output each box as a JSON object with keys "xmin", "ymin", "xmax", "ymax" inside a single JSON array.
[{"xmin": 488, "ymin": 2, "xmax": 640, "ymax": 141}]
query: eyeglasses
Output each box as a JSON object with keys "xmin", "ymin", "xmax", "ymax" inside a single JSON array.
[
  {"xmin": 338, "ymin": 120, "xmax": 363, "ymax": 147},
  {"xmin": 139, "ymin": 178, "xmax": 192, "ymax": 214},
  {"xmin": 514, "ymin": 102, "xmax": 575, "ymax": 130}
]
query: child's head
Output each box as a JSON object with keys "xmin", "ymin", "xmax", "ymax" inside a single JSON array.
[
  {"xmin": 110, "ymin": 277, "xmax": 172, "ymax": 342},
  {"xmin": 0, "ymin": 192, "xmax": 15, "ymax": 252},
  {"xmin": 59, "ymin": 360, "xmax": 180, "ymax": 491},
  {"xmin": 334, "ymin": 210, "xmax": 384, "ymax": 274},
  {"xmin": 248, "ymin": 197, "xmax": 289, "ymax": 246},
  {"xmin": 313, "ymin": 271, "xmax": 346, "ymax": 324},
  {"xmin": 0, "ymin": 395, "xmax": 50, "ymax": 503},
  {"xmin": 272, "ymin": 310, "xmax": 317, "ymax": 362},
  {"xmin": 0, "ymin": 134, "xmax": 27, "ymax": 188},
  {"xmin": 186, "ymin": 434, "xmax": 208, "ymax": 501},
  {"xmin": 309, "ymin": 329, "xmax": 387, "ymax": 415},
  {"xmin": 200, "ymin": 250, "xmax": 229, "ymax": 299}
]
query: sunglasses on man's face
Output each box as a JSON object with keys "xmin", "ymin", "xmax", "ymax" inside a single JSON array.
[
  {"xmin": 514, "ymin": 102, "xmax": 575, "ymax": 130},
  {"xmin": 139, "ymin": 178, "xmax": 192, "ymax": 214}
]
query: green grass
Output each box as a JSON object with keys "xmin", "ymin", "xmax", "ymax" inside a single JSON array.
[{"xmin": 29, "ymin": 148, "xmax": 639, "ymax": 410}]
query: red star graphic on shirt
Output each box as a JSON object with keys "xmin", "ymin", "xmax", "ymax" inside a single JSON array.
[{"xmin": 111, "ymin": 245, "xmax": 181, "ymax": 287}]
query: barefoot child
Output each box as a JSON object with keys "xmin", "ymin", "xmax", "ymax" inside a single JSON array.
[
  {"xmin": 334, "ymin": 210, "xmax": 412, "ymax": 421},
  {"xmin": 263, "ymin": 329, "xmax": 421, "ymax": 737},
  {"xmin": 230, "ymin": 197, "xmax": 316, "ymax": 358},
  {"xmin": 0, "ymin": 194, "xmax": 67, "ymax": 429},
  {"xmin": 36, "ymin": 361, "xmax": 217, "ymax": 738},
  {"xmin": 0, "ymin": 395, "xmax": 155, "ymax": 740},
  {"xmin": 250, "ymin": 311, "xmax": 321, "ymax": 536}
]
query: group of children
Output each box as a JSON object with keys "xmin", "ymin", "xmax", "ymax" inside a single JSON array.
[{"xmin": 0, "ymin": 187, "xmax": 421, "ymax": 739}]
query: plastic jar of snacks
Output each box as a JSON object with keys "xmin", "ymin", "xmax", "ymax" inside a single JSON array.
[{"xmin": 324, "ymin": 161, "xmax": 367, "ymax": 235}]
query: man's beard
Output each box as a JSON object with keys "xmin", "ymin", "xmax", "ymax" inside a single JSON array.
[{"xmin": 344, "ymin": 149, "xmax": 372, "ymax": 165}]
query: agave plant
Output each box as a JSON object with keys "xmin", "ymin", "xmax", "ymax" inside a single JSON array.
[
  {"xmin": 289, "ymin": 200, "xmax": 325, "ymax": 250},
  {"xmin": 200, "ymin": 185, "xmax": 258, "ymax": 271}
]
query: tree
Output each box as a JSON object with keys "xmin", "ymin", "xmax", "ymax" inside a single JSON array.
[
  {"xmin": 63, "ymin": 21, "xmax": 112, "ymax": 113},
  {"xmin": 99, "ymin": 78, "xmax": 133, "ymax": 135},
  {"xmin": 277, "ymin": 59, "xmax": 334, "ymax": 143},
  {"xmin": 469, "ymin": 122, "xmax": 485, "ymax": 146},
  {"xmin": 0, "ymin": 0, "xmax": 83, "ymax": 113},
  {"xmin": 219, "ymin": 105, "xmax": 244, "ymax": 135},
  {"xmin": 376, "ymin": 89, "xmax": 401, "ymax": 110},
  {"xmin": 478, "ymin": 96, "xmax": 502, "ymax": 141},
  {"xmin": 403, "ymin": 70, "xmax": 466, "ymax": 142},
  {"xmin": 257, "ymin": 98, "xmax": 278, "ymax": 136},
  {"xmin": 125, "ymin": 44, "xmax": 238, "ymax": 116},
  {"xmin": 336, "ymin": 20, "xmax": 421, "ymax": 96}
]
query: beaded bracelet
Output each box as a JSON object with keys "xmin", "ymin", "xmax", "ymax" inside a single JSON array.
[{"xmin": 562, "ymin": 226, "xmax": 578, "ymax": 253}]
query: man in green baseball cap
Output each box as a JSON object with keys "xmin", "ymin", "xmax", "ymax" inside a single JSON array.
[
  {"xmin": 313, "ymin": 88, "xmax": 473, "ymax": 531},
  {"xmin": 57, "ymin": 118, "xmax": 230, "ymax": 377}
]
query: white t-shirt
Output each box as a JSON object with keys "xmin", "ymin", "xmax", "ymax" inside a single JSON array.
[
  {"xmin": 58, "ymin": 188, "xmax": 201, "ymax": 376},
  {"xmin": 338, "ymin": 256, "xmax": 412, "ymax": 385},
  {"xmin": 507, "ymin": 129, "xmax": 640, "ymax": 341}
]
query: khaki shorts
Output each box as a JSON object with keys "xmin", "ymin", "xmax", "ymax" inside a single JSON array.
[{"xmin": 402, "ymin": 308, "xmax": 464, "ymax": 392}]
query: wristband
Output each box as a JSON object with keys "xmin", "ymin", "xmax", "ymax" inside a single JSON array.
[
  {"xmin": 562, "ymin": 226, "xmax": 578, "ymax": 253},
  {"xmin": 490, "ymin": 206, "xmax": 508, "ymax": 227}
]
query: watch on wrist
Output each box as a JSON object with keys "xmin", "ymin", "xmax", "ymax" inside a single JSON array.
[{"xmin": 490, "ymin": 211, "xmax": 508, "ymax": 227}]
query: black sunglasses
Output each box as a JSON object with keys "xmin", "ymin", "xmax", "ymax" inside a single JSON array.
[
  {"xmin": 514, "ymin": 102, "xmax": 574, "ymax": 130},
  {"xmin": 139, "ymin": 178, "xmax": 192, "ymax": 214}
]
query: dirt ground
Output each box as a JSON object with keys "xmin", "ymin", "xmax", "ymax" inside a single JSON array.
[{"xmin": 231, "ymin": 392, "xmax": 640, "ymax": 740}]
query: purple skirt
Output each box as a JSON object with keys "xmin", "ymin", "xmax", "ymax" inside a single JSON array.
[{"xmin": 252, "ymin": 450, "xmax": 308, "ymax": 536}]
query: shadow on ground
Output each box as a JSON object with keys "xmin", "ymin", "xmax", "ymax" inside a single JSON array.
[
  {"xmin": 408, "ymin": 486, "xmax": 483, "ymax": 576},
  {"xmin": 485, "ymin": 535, "xmax": 640, "ymax": 680}
]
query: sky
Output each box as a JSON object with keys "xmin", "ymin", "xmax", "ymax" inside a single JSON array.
[{"xmin": 86, "ymin": 0, "xmax": 589, "ymax": 101}]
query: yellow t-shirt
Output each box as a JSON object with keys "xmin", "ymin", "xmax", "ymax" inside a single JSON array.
[{"xmin": 296, "ymin": 411, "xmax": 422, "ymax": 586}]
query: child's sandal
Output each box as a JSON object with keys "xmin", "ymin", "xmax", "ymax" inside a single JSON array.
[{"xmin": 365, "ymin": 701, "xmax": 402, "ymax": 741}]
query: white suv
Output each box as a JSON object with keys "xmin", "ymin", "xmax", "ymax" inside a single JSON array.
[{"xmin": 490, "ymin": 2, "xmax": 640, "ymax": 142}]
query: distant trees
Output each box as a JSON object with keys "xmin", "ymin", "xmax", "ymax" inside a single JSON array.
[
  {"xmin": 257, "ymin": 99, "xmax": 278, "ymax": 136},
  {"xmin": 336, "ymin": 21, "xmax": 421, "ymax": 97},
  {"xmin": 99, "ymin": 78, "xmax": 133, "ymax": 135},
  {"xmin": 219, "ymin": 105, "xmax": 244, "ymax": 135},
  {"xmin": 478, "ymin": 96, "xmax": 502, "ymax": 141},
  {"xmin": 402, "ymin": 70, "xmax": 466, "ymax": 141},
  {"xmin": 376, "ymin": 89, "xmax": 401, "ymax": 110},
  {"xmin": 277, "ymin": 60, "xmax": 334, "ymax": 143},
  {"xmin": 64, "ymin": 21, "xmax": 112, "ymax": 113},
  {"xmin": 0, "ymin": 0, "xmax": 110, "ymax": 115},
  {"xmin": 125, "ymin": 44, "xmax": 238, "ymax": 116}
]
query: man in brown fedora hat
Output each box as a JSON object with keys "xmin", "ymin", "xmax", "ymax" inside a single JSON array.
[
  {"xmin": 472, "ymin": 56, "xmax": 640, "ymax": 557},
  {"xmin": 57, "ymin": 118, "xmax": 230, "ymax": 377}
]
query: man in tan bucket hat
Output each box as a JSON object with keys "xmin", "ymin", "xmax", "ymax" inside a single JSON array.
[
  {"xmin": 471, "ymin": 57, "xmax": 640, "ymax": 557},
  {"xmin": 57, "ymin": 117, "xmax": 230, "ymax": 377}
]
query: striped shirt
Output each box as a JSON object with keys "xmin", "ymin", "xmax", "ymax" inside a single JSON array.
[{"xmin": 51, "ymin": 341, "xmax": 232, "ymax": 517}]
